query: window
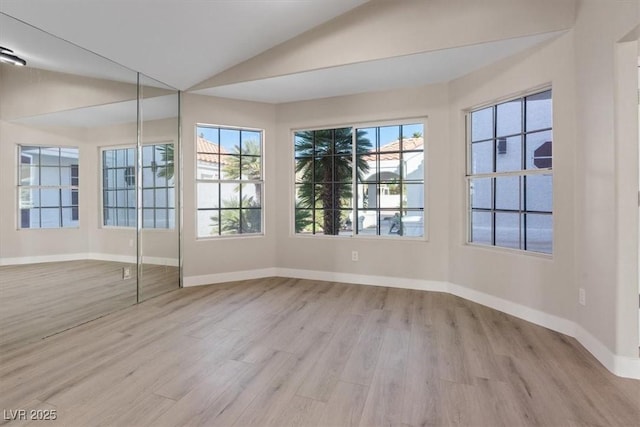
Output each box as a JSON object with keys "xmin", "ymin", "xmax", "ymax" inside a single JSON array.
[
  {"xmin": 102, "ymin": 143, "xmax": 175, "ymax": 228},
  {"xmin": 467, "ymin": 89, "xmax": 552, "ymax": 254},
  {"xmin": 196, "ymin": 125, "xmax": 263, "ymax": 237},
  {"xmin": 294, "ymin": 122, "xmax": 425, "ymax": 238},
  {"xmin": 18, "ymin": 146, "xmax": 79, "ymax": 229}
]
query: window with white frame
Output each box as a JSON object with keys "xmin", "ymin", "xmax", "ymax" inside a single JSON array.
[
  {"xmin": 196, "ymin": 125, "xmax": 263, "ymax": 237},
  {"xmin": 294, "ymin": 122, "xmax": 425, "ymax": 237},
  {"xmin": 101, "ymin": 143, "xmax": 175, "ymax": 228},
  {"xmin": 18, "ymin": 146, "xmax": 80, "ymax": 229},
  {"xmin": 467, "ymin": 89, "xmax": 553, "ymax": 254}
]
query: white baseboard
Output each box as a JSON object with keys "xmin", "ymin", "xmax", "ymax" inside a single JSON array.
[
  {"xmin": 0, "ymin": 253, "xmax": 88, "ymax": 266},
  {"xmin": 277, "ymin": 268, "xmax": 449, "ymax": 292},
  {"xmin": 183, "ymin": 268, "xmax": 279, "ymax": 287},
  {"xmin": 184, "ymin": 267, "xmax": 639, "ymax": 379},
  {"xmin": 0, "ymin": 253, "xmax": 177, "ymax": 267}
]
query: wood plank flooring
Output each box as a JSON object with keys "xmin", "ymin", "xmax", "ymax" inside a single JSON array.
[
  {"xmin": 0, "ymin": 260, "xmax": 178, "ymax": 352},
  {"xmin": 0, "ymin": 277, "xmax": 638, "ymax": 426}
]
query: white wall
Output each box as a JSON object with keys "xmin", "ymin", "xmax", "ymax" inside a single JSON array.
[{"xmin": 180, "ymin": 93, "xmax": 278, "ymax": 280}]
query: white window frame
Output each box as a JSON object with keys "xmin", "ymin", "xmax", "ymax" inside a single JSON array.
[
  {"xmin": 100, "ymin": 142, "xmax": 176, "ymax": 230},
  {"xmin": 17, "ymin": 145, "xmax": 80, "ymax": 229},
  {"xmin": 465, "ymin": 88, "xmax": 553, "ymax": 255},
  {"xmin": 195, "ymin": 123, "xmax": 265, "ymax": 239},
  {"xmin": 292, "ymin": 117, "xmax": 427, "ymax": 240}
]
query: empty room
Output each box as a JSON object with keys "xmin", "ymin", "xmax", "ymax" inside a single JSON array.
[{"xmin": 1, "ymin": 0, "xmax": 639, "ymax": 426}]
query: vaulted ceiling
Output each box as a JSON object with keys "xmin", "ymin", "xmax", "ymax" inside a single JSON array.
[{"xmin": 0, "ymin": 0, "xmax": 577, "ymax": 104}]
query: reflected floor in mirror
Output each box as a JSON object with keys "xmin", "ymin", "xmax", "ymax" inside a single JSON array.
[{"xmin": 0, "ymin": 260, "xmax": 178, "ymax": 353}]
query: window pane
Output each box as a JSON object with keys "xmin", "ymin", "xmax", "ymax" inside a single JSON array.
[
  {"xmin": 402, "ymin": 210, "xmax": 424, "ymax": 237},
  {"xmin": 295, "ymin": 209, "xmax": 313, "ymax": 234},
  {"xmin": 115, "ymin": 149, "xmax": 127, "ymax": 167},
  {"xmin": 126, "ymin": 148, "xmax": 136, "ymax": 167},
  {"xmin": 127, "ymin": 190, "xmax": 136, "ymax": 208},
  {"xmin": 355, "ymin": 210, "xmax": 377, "ymax": 235},
  {"xmin": 104, "ymin": 208, "xmax": 115, "ymax": 226},
  {"xmin": 496, "ymin": 99, "xmax": 522, "ymax": 137},
  {"xmin": 495, "ymin": 212, "xmax": 521, "ymax": 249},
  {"xmin": 155, "ymin": 189, "xmax": 168, "ymax": 208},
  {"xmin": 526, "ymin": 213, "xmax": 552, "ymax": 254},
  {"xmin": 471, "ymin": 107, "xmax": 493, "ymax": 142},
  {"xmin": 525, "ymin": 174, "xmax": 552, "ymax": 213},
  {"xmin": 220, "ymin": 183, "xmax": 240, "ymax": 207},
  {"xmin": 61, "ymin": 189, "xmax": 74, "ymax": 206},
  {"xmin": 221, "ymin": 209, "xmax": 241, "ymax": 235},
  {"xmin": 40, "ymin": 189, "xmax": 60, "ymax": 207},
  {"xmin": 379, "ymin": 126, "xmax": 400, "ymax": 150},
  {"xmin": 403, "ymin": 183, "xmax": 423, "ymax": 208},
  {"xmin": 220, "ymin": 128, "xmax": 240, "ymax": 154},
  {"xmin": 197, "ymin": 126, "xmax": 219, "ymax": 145},
  {"xmin": 470, "ymin": 140, "xmax": 493, "ymax": 174},
  {"xmin": 197, "ymin": 210, "xmax": 219, "ymax": 237},
  {"xmin": 21, "ymin": 146, "xmax": 40, "ymax": 165},
  {"xmin": 357, "ymin": 156, "xmax": 377, "ymax": 183},
  {"xmin": 143, "ymin": 208, "xmax": 155, "ymax": 228},
  {"xmin": 41, "ymin": 167, "xmax": 61, "ymax": 186},
  {"xmin": 21, "ymin": 208, "xmax": 39, "ymax": 229},
  {"xmin": 495, "ymin": 176, "xmax": 520, "ymax": 211},
  {"xmin": 357, "ymin": 128, "xmax": 377, "ymax": 153},
  {"xmin": 142, "ymin": 189, "xmax": 154, "ymax": 208},
  {"xmin": 495, "ymin": 136, "xmax": 522, "ymax": 172},
  {"xmin": 220, "ymin": 155, "xmax": 241, "ymax": 180},
  {"xmin": 20, "ymin": 165, "xmax": 38, "ymax": 185},
  {"xmin": 241, "ymin": 155, "xmax": 261, "ymax": 180},
  {"xmin": 40, "ymin": 208, "xmax": 60, "ymax": 228},
  {"xmin": 103, "ymin": 150, "xmax": 115, "ymax": 168},
  {"xmin": 168, "ymin": 209, "xmax": 175, "ymax": 229},
  {"xmin": 127, "ymin": 208, "xmax": 136, "ymax": 227},
  {"xmin": 62, "ymin": 208, "xmax": 78, "ymax": 227},
  {"xmin": 470, "ymin": 178, "xmax": 491, "ymax": 209},
  {"xmin": 403, "ymin": 151, "xmax": 424, "ymax": 181},
  {"xmin": 241, "ymin": 209, "xmax": 261, "ymax": 233},
  {"xmin": 40, "ymin": 147, "xmax": 60, "ymax": 166},
  {"xmin": 333, "ymin": 128, "xmax": 353, "ymax": 155},
  {"xmin": 241, "ymin": 131, "xmax": 261, "ymax": 155},
  {"xmin": 471, "ymin": 211, "xmax": 492, "ymax": 245},
  {"xmin": 294, "ymin": 132, "xmax": 314, "ymax": 158},
  {"xmin": 526, "ymin": 90, "xmax": 552, "ymax": 132},
  {"xmin": 526, "ymin": 131, "xmax": 552, "ymax": 170},
  {"xmin": 142, "ymin": 145, "xmax": 154, "ymax": 166},
  {"xmin": 142, "ymin": 167, "xmax": 155, "ymax": 187},
  {"xmin": 241, "ymin": 183, "xmax": 261, "ymax": 207},
  {"xmin": 197, "ymin": 183, "xmax": 219, "ymax": 209},
  {"xmin": 401, "ymin": 123, "xmax": 424, "ymax": 141}
]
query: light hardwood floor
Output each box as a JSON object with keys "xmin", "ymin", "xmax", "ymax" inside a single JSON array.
[
  {"xmin": 0, "ymin": 277, "xmax": 638, "ymax": 426},
  {"xmin": 0, "ymin": 260, "xmax": 178, "ymax": 352}
]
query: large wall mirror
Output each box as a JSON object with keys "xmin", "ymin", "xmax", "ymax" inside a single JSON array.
[{"xmin": 0, "ymin": 13, "xmax": 180, "ymax": 353}]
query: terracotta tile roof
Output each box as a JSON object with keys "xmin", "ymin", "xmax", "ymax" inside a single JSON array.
[
  {"xmin": 196, "ymin": 136, "xmax": 228, "ymax": 163},
  {"xmin": 362, "ymin": 137, "xmax": 423, "ymax": 161}
]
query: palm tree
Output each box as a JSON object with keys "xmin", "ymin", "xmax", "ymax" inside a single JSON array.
[
  {"xmin": 155, "ymin": 144, "xmax": 174, "ymax": 181},
  {"xmin": 295, "ymin": 128, "xmax": 371, "ymax": 235},
  {"xmin": 222, "ymin": 140, "xmax": 262, "ymax": 201},
  {"xmin": 219, "ymin": 195, "xmax": 261, "ymax": 234}
]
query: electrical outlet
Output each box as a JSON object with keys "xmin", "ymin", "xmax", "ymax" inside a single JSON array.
[
  {"xmin": 123, "ymin": 267, "xmax": 131, "ymax": 280},
  {"xmin": 579, "ymin": 288, "xmax": 586, "ymax": 306},
  {"xmin": 351, "ymin": 251, "xmax": 359, "ymax": 262}
]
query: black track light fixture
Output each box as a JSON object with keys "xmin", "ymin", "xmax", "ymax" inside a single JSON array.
[{"xmin": 0, "ymin": 46, "xmax": 27, "ymax": 66}]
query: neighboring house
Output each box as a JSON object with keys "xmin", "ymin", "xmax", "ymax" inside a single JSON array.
[{"xmin": 358, "ymin": 137, "xmax": 424, "ymax": 236}]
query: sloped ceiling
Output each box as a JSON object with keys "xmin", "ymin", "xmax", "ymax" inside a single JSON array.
[
  {"xmin": 0, "ymin": 0, "xmax": 577, "ymax": 104},
  {"xmin": 0, "ymin": 0, "xmax": 369, "ymax": 90}
]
